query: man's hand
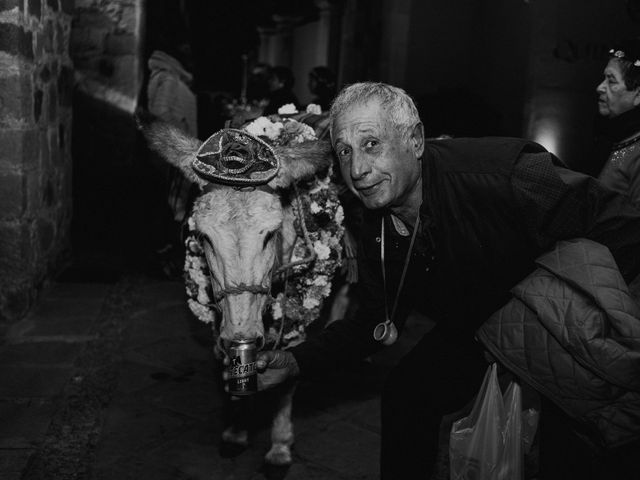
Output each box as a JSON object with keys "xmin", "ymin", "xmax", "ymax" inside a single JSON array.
[{"xmin": 222, "ymin": 350, "xmax": 300, "ymax": 394}]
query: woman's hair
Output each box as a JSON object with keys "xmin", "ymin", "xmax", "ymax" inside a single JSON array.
[
  {"xmin": 610, "ymin": 37, "xmax": 640, "ymax": 91},
  {"xmin": 309, "ymin": 66, "xmax": 336, "ymax": 95},
  {"xmin": 271, "ymin": 66, "xmax": 295, "ymax": 90},
  {"xmin": 329, "ymin": 82, "xmax": 421, "ymax": 141}
]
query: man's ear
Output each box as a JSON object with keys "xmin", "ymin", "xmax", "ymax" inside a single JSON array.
[
  {"xmin": 633, "ymin": 88, "xmax": 640, "ymax": 107},
  {"xmin": 410, "ymin": 122, "xmax": 425, "ymax": 158}
]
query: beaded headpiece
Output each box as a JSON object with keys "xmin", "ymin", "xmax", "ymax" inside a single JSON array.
[
  {"xmin": 609, "ymin": 48, "xmax": 640, "ymax": 67},
  {"xmin": 192, "ymin": 128, "xmax": 280, "ymax": 185}
]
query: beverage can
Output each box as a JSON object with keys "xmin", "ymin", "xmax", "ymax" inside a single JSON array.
[{"xmin": 227, "ymin": 339, "xmax": 257, "ymax": 395}]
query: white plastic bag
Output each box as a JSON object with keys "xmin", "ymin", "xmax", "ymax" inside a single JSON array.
[{"xmin": 449, "ymin": 364, "xmax": 525, "ymax": 480}]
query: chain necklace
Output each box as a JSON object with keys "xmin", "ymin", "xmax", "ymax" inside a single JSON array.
[{"xmin": 373, "ymin": 214, "xmax": 420, "ymax": 345}]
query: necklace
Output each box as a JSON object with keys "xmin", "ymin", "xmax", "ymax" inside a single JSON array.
[{"xmin": 373, "ymin": 214, "xmax": 420, "ymax": 345}]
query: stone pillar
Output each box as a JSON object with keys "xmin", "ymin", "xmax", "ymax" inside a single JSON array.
[
  {"xmin": 266, "ymin": 14, "xmax": 299, "ymax": 67},
  {"xmin": 0, "ymin": 0, "xmax": 74, "ymax": 328},
  {"xmin": 314, "ymin": 0, "xmax": 332, "ymax": 66}
]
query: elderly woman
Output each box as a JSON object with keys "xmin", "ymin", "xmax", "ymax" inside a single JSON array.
[{"xmin": 596, "ymin": 38, "xmax": 640, "ymax": 206}]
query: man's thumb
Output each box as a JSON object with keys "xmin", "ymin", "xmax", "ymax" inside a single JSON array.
[{"xmin": 256, "ymin": 350, "xmax": 275, "ymax": 371}]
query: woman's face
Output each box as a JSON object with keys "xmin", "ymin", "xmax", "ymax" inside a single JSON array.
[{"xmin": 596, "ymin": 59, "xmax": 640, "ymax": 118}]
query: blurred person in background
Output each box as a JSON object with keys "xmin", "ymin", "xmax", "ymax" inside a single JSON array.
[
  {"xmin": 595, "ymin": 37, "xmax": 640, "ymax": 207},
  {"xmin": 264, "ymin": 65, "xmax": 300, "ymax": 114},
  {"xmin": 307, "ymin": 66, "xmax": 337, "ymax": 112}
]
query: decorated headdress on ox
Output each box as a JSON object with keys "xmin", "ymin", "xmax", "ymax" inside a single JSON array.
[{"xmin": 136, "ymin": 112, "xmax": 333, "ymax": 190}]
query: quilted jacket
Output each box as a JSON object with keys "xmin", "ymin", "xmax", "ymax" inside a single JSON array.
[{"xmin": 477, "ymin": 238, "xmax": 640, "ymax": 449}]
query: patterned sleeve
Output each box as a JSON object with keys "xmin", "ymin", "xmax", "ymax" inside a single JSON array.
[{"xmin": 513, "ymin": 151, "xmax": 640, "ymax": 282}]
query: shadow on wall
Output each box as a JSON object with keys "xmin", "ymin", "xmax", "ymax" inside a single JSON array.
[
  {"xmin": 69, "ymin": 91, "xmax": 162, "ymax": 280},
  {"xmin": 416, "ymin": 88, "xmax": 503, "ymax": 138}
]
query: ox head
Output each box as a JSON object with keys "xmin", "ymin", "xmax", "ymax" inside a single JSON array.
[{"xmin": 138, "ymin": 116, "xmax": 333, "ymax": 349}]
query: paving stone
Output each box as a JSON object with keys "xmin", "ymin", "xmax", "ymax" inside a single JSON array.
[
  {"xmin": 0, "ymin": 448, "xmax": 35, "ymax": 473},
  {"xmin": 343, "ymin": 397, "xmax": 380, "ymax": 434},
  {"xmin": 0, "ymin": 341, "xmax": 83, "ymax": 366},
  {"xmin": 0, "ymin": 365, "xmax": 72, "ymax": 397},
  {"xmin": 294, "ymin": 422, "xmax": 380, "ymax": 479},
  {"xmin": 0, "ymin": 398, "xmax": 56, "ymax": 448},
  {"xmin": 45, "ymin": 282, "xmax": 110, "ymax": 300},
  {"xmin": 95, "ymin": 400, "xmax": 192, "ymax": 460},
  {"xmin": 131, "ymin": 377, "xmax": 223, "ymax": 420},
  {"xmin": 125, "ymin": 336, "xmax": 213, "ymax": 372},
  {"xmin": 271, "ymin": 461, "xmax": 346, "ymax": 480}
]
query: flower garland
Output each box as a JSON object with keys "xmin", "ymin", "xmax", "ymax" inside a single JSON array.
[{"xmin": 184, "ymin": 114, "xmax": 344, "ymax": 349}]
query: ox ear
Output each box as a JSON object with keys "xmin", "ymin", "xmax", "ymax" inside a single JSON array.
[
  {"xmin": 268, "ymin": 140, "xmax": 334, "ymax": 189},
  {"xmin": 135, "ymin": 111, "xmax": 207, "ymax": 188}
]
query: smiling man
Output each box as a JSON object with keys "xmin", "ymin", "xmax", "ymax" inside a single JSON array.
[
  {"xmin": 596, "ymin": 39, "xmax": 640, "ymax": 207},
  {"xmin": 254, "ymin": 82, "xmax": 640, "ymax": 479}
]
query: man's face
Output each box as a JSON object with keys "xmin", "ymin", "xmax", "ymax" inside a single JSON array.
[
  {"xmin": 596, "ymin": 59, "xmax": 640, "ymax": 118},
  {"xmin": 332, "ymin": 100, "xmax": 423, "ymax": 211}
]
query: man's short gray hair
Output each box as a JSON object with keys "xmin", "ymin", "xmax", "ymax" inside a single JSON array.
[{"xmin": 329, "ymin": 82, "xmax": 421, "ymax": 141}]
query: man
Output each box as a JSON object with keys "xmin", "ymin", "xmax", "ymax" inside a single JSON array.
[
  {"xmin": 596, "ymin": 38, "xmax": 640, "ymax": 207},
  {"xmin": 233, "ymin": 83, "xmax": 640, "ymax": 478}
]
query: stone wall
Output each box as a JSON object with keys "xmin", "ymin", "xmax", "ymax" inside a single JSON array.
[
  {"xmin": 0, "ymin": 0, "xmax": 74, "ymax": 328},
  {"xmin": 71, "ymin": 0, "xmax": 143, "ymax": 113}
]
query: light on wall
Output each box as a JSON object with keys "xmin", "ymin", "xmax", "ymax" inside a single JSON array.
[{"xmin": 531, "ymin": 118, "xmax": 560, "ymax": 157}]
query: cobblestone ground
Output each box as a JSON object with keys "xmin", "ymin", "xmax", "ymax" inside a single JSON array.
[{"xmin": 0, "ymin": 274, "xmax": 439, "ymax": 480}]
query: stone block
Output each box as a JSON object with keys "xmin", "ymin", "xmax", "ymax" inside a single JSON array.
[
  {"xmin": 56, "ymin": 20, "xmax": 65, "ymax": 54},
  {"xmin": 33, "ymin": 88, "xmax": 42, "ymax": 123},
  {"xmin": 41, "ymin": 174, "xmax": 54, "ymax": 207},
  {"xmin": 0, "ymin": 171, "xmax": 25, "ymax": 218},
  {"xmin": 47, "ymin": 126, "xmax": 59, "ymax": 165},
  {"xmin": 47, "ymin": 81, "xmax": 57, "ymax": 122},
  {"xmin": 28, "ymin": 0, "xmax": 41, "ymax": 20},
  {"xmin": 42, "ymin": 19, "xmax": 53, "ymax": 53},
  {"xmin": 0, "ymin": 24, "xmax": 33, "ymax": 59},
  {"xmin": 23, "ymin": 169, "xmax": 40, "ymax": 215},
  {"xmin": 0, "ymin": 221, "xmax": 32, "ymax": 277},
  {"xmin": 36, "ymin": 217, "xmax": 55, "ymax": 254},
  {"xmin": 60, "ymin": 0, "xmax": 72, "ymax": 14},
  {"xmin": 0, "ymin": 0, "xmax": 21, "ymax": 13},
  {"xmin": 105, "ymin": 33, "xmax": 137, "ymax": 55},
  {"xmin": 37, "ymin": 64, "xmax": 51, "ymax": 83},
  {"xmin": 0, "ymin": 73, "xmax": 33, "ymax": 123},
  {"xmin": 118, "ymin": 4, "xmax": 138, "ymax": 34},
  {"xmin": 70, "ymin": 25, "xmax": 107, "ymax": 57},
  {"xmin": 0, "ymin": 128, "xmax": 40, "ymax": 171},
  {"xmin": 0, "ymin": 276, "xmax": 37, "ymax": 324}
]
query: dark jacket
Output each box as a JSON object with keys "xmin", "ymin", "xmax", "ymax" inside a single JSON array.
[
  {"xmin": 291, "ymin": 137, "xmax": 640, "ymax": 376},
  {"xmin": 477, "ymin": 238, "xmax": 640, "ymax": 448}
]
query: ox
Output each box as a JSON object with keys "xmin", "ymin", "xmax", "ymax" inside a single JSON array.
[{"xmin": 138, "ymin": 114, "xmax": 343, "ymax": 467}]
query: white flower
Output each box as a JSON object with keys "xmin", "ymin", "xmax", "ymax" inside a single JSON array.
[
  {"xmin": 245, "ymin": 116, "xmax": 283, "ymax": 140},
  {"xmin": 278, "ymin": 103, "xmax": 299, "ymax": 115},
  {"xmin": 306, "ymin": 103, "xmax": 322, "ymax": 115},
  {"xmin": 313, "ymin": 241, "xmax": 331, "ymax": 260},
  {"xmin": 312, "ymin": 275, "xmax": 328, "ymax": 287},
  {"xmin": 309, "ymin": 201, "xmax": 322, "ymax": 214},
  {"xmin": 188, "ymin": 299, "xmax": 216, "ymax": 323},
  {"xmin": 197, "ymin": 289, "xmax": 211, "ymax": 305},
  {"xmin": 335, "ymin": 205, "xmax": 344, "ymax": 225},
  {"xmin": 303, "ymin": 295, "xmax": 320, "ymax": 310},
  {"xmin": 271, "ymin": 296, "xmax": 283, "ymax": 320}
]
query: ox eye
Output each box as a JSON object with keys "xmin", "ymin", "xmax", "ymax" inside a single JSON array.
[{"xmin": 263, "ymin": 230, "xmax": 277, "ymax": 249}]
